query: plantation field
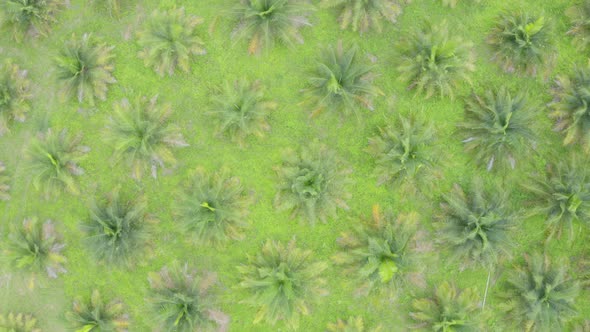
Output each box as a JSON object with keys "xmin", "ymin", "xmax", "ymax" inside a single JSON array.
[{"xmin": 1, "ymin": 0, "xmax": 589, "ymax": 331}]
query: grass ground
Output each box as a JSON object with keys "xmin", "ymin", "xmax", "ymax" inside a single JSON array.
[{"xmin": 1, "ymin": 0, "xmax": 589, "ymax": 331}]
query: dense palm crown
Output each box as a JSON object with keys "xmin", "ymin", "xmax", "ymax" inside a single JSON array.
[
  {"xmin": 0, "ymin": 312, "xmax": 41, "ymax": 332},
  {"xmin": 0, "ymin": 60, "xmax": 31, "ymax": 135},
  {"xmin": 567, "ymin": 0, "xmax": 590, "ymax": 51},
  {"xmin": 458, "ymin": 88, "xmax": 536, "ymax": 171},
  {"xmin": 209, "ymin": 79, "xmax": 276, "ymax": 146},
  {"xmin": 238, "ymin": 239, "xmax": 328, "ymax": 328},
  {"xmin": 524, "ymin": 157, "xmax": 590, "ymax": 242},
  {"xmin": 0, "ymin": 161, "xmax": 10, "ymax": 201},
  {"xmin": 397, "ymin": 21, "xmax": 474, "ymax": 99},
  {"xmin": 304, "ymin": 41, "xmax": 382, "ymax": 119},
  {"xmin": 138, "ymin": 7, "xmax": 206, "ymax": 76},
  {"xmin": 230, "ymin": 0, "xmax": 315, "ymax": 54},
  {"xmin": 499, "ymin": 254, "xmax": 580, "ymax": 331},
  {"xmin": 0, "ymin": 0, "xmax": 63, "ymax": 41},
  {"xmin": 106, "ymin": 95, "xmax": 188, "ymax": 180},
  {"xmin": 366, "ymin": 113, "xmax": 437, "ymax": 187},
  {"xmin": 487, "ymin": 12, "xmax": 553, "ymax": 75},
  {"xmin": 320, "ymin": 0, "xmax": 407, "ymax": 34},
  {"xmin": 55, "ymin": 33, "xmax": 116, "ymax": 105},
  {"xmin": 274, "ymin": 141, "xmax": 352, "ymax": 223},
  {"xmin": 66, "ymin": 289, "xmax": 129, "ymax": 332},
  {"xmin": 409, "ymin": 282, "xmax": 481, "ymax": 331},
  {"xmin": 175, "ymin": 167, "xmax": 252, "ymax": 245},
  {"xmin": 549, "ymin": 65, "xmax": 590, "ymax": 151}
]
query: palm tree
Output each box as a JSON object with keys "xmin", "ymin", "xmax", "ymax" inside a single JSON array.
[
  {"xmin": 238, "ymin": 238, "xmax": 328, "ymax": 328},
  {"xmin": 566, "ymin": 1, "xmax": 590, "ymax": 51},
  {"xmin": 91, "ymin": 0, "xmax": 125, "ymax": 17},
  {"xmin": 230, "ymin": 0, "xmax": 315, "ymax": 55},
  {"xmin": 106, "ymin": 95, "xmax": 188, "ymax": 180},
  {"xmin": 27, "ymin": 128, "xmax": 89, "ymax": 197},
  {"xmin": 138, "ymin": 7, "xmax": 206, "ymax": 76},
  {"xmin": 66, "ymin": 289, "xmax": 129, "ymax": 331},
  {"xmin": 0, "ymin": 312, "xmax": 41, "ymax": 332},
  {"xmin": 55, "ymin": 33, "xmax": 116, "ymax": 105},
  {"xmin": 498, "ymin": 254, "xmax": 579, "ymax": 331},
  {"xmin": 458, "ymin": 87, "xmax": 537, "ymax": 171},
  {"xmin": 274, "ymin": 141, "xmax": 352, "ymax": 224},
  {"xmin": 409, "ymin": 281, "xmax": 482, "ymax": 331},
  {"xmin": 0, "ymin": 0, "xmax": 63, "ymax": 42},
  {"xmin": 0, "ymin": 59, "xmax": 31, "ymax": 135},
  {"xmin": 396, "ymin": 21, "xmax": 474, "ymax": 99},
  {"xmin": 327, "ymin": 316, "xmax": 381, "ymax": 331},
  {"xmin": 487, "ymin": 12, "xmax": 553, "ymax": 75},
  {"xmin": 148, "ymin": 262, "xmax": 226, "ymax": 332},
  {"xmin": 320, "ymin": 0, "xmax": 407, "ymax": 34},
  {"xmin": 209, "ymin": 79, "xmax": 276, "ymax": 147},
  {"xmin": 549, "ymin": 65, "xmax": 590, "ymax": 152},
  {"xmin": 303, "ymin": 41, "xmax": 382, "ymax": 120},
  {"xmin": 174, "ymin": 167, "xmax": 253, "ymax": 245},
  {"xmin": 0, "ymin": 161, "xmax": 10, "ymax": 201},
  {"xmin": 366, "ymin": 113, "xmax": 437, "ymax": 187}
]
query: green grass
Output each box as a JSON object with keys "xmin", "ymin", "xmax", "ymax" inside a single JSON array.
[{"xmin": 0, "ymin": 0, "xmax": 589, "ymax": 331}]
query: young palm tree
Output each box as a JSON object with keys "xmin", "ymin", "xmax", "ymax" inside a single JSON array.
[
  {"xmin": 436, "ymin": 179, "xmax": 515, "ymax": 269},
  {"xmin": 138, "ymin": 7, "xmax": 206, "ymax": 76},
  {"xmin": 366, "ymin": 113, "xmax": 437, "ymax": 187},
  {"xmin": 567, "ymin": 1, "xmax": 590, "ymax": 51},
  {"xmin": 0, "ymin": 60, "xmax": 31, "ymax": 135},
  {"xmin": 458, "ymin": 87, "xmax": 536, "ymax": 171},
  {"xmin": 320, "ymin": 0, "xmax": 407, "ymax": 34},
  {"xmin": 5, "ymin": 217, "xmax": 66, "ymax": 279},
  {"xmin": 66, "ymin": 289, "xmax": 129, "ymax": 331},
  {"xmin": 0, "ymin": 312, "xmax": 41, "ymax": 332},
  {"xmin": 274, "ymin": 141, "xmax": 352, "ymax": 224},
  {"xmin": 487, "ymin": 12, "xmax": 553, "ymax": 75},
  {"xmin": 27, "ymin": 128, "xmax": 89, "ymax": 197},
  {"xmin": 523, "ymin": 156, "xmax": 590, "ymax": 242},
  {"xmin": 0, "ymin": 0, "xmax": 63, "ymax": 42},
  {"xmin": 332, "ymin": 205, "xmax": 417, "ymax": 295},
  {"xmin": 230, "ymin": 0, "xmax": 315, "ymax": 55},
  {"xmin": 238, "ymin": 238, "xmax": 328, "ymax": 328},
  {"xmin": 549, "ymin": 65, "xmax": 590, "ymax": 152},
  {"xmin": 55, "ymin": 33, "xmax": 116, "ymax": 105},
  {"xmin": 409, "ymin": 282, "xmax": 481, "ymax": 331},
  {"xmin": 209, "ymin": 79, "xmax": 276, "ymax": 146},
  {"xmin": 106, "ymin": 95, "xmax": 188, "ymax": 180},
  {"xmin": 303, "ymin": 41, "xmax": 382, "ymax": 120},
  {"xmin": 81, "ymin": 188, "xmax": 153, "ymax": 265},
  {"xmin": 498, "ymin": 254, "xmax": 580, "ymax": 331},
  {"xmin": 0, "ymin": 161, "xmax": 10, "ymax": 201},
  {"xmin": 327, "ymin": 316, "xmax": 381, "ymax": 331},
  {"xmin": 396, "ymin": 21, "xmax": 474, "ymax": 99},
  {"xmin": 148, "ymin": 262, "xmax": 226, "ymax": 332},
  {"xmin": 175, "ymin": 167, "xmax": 253, "ymax": 245}
]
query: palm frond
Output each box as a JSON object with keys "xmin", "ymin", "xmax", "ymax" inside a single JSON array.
[
  {"xmin": 0, "ymin": 0, "xmax": 63, "ymax": 42},
  {"xmin": 0, "ymin": 312, "xmax": 41, "ymax": 332},
  {"xmin": 0, "ymin": 59, "xmax": 31, "ymax": 135},
  {"xmin": 320, "ymin": 0, "xmax": 408, "ymax": 34},
  {"xmin": 0, "ymin": 161, "xmax": 10, "ymax": 201},
  {"xmin": 566, "ymin": 1, "xmax": 590, "ymax": 51},
  {"xmin": 66, "ymin": 289, "xmax": 129, "ymax": 331}
]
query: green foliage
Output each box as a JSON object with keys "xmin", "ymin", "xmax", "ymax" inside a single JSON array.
[
  {"xmin": 0, "ymin": 161, "xmax": 9, "ymax": 201},
  {"xmin": 274, "ymin": 141, "xmax": 352, "ymax": 224},
  {"xmin": 106, "ymin": 95, "xmax": 188, "ymax": 180},
  {"xmin": 91, "ymin": 0, "xmax": 125, "ymax": 18},
  {"xmin": 27, "ymin": 128, "xmax": 89, "ymax": 197},
  {"xmin": 66, "ymin": 289, "xmax": 129, "ymax": 332},
  {"xmin": 0, "ymin": 312, "xmax": 41, "ymax": 332},
  {"xmin": 209, "ymin": 79, "xmax": 276, "ymax": 146},
  {"xmin": 487, "ymin": 12, "xmax": 553, "ymax": 75},
  {"xmin": 523, "ymin": 156, "xmax": 590, "ymax": 242},
  {"xmin": 498, "ymin": 254, "xmax": 580, "ymax": 331},
  {"xmin": 5, "ymin": 217, "xmax": 66, "ymax": 279},
  {"xmin": 230, "ymin": 0, "xmax": 315, "ymax": 55},
  {"xmin": 396, "ymin": 21, "xmax": 474, "ymax": 99},
  {"xmin": 326, "ymin": 316, "xmax": 381, "ymax": 331},
  {"xmin": 320, "ymin": 0, "xmax": 407, "ymax": 34},
  {"xmin": 0, "ymin": 60, "xmax": 31, "ymax": 135},
  {"xmin": 366, "ymin": 113, "xmax": 437, "ymax": 187},
  {"xmin": 436, "ymin": 179, "xmax": 515, "ymax": 269},
  {"xmin": 0, "ymin": 0, "xmax": 63, "ymax": 42},
  {"xmin": 303, "ymin": 41, "xmax": 382, "ymax": 119},
  {"xmin": 332, "ymin": 205, "xmax": 417, "ymax": 295},
  {"xmin": 175, "ymin": 167, "xmax": 253, "ymax": 245},
  {"xmin": 55, "ymin": 33, "xmax": 116, "ymax": 105},
  {"xmin": 148, "ymin": 262, "xmax": 225, "ymax": 332},
  {"xmin": 409, "ymin": 281, "xmax": 481, "ymax": 331},
  {"xmin": 458, "ymin": 87, "xmax": 536, "ymax": 171},
  {"xmin": 439, "ymin": 0, "xmax": 480, "ymax": 8},
  {"xmin": 567, "ymin": 1, "xmax": 590, "ymax": 51},
  {"xmin": 138, "ymin": 7, "xmax": 206, "ymax": 76},
  {"xmin": 549, "ymin": 65, "xmax": 590, "ymax": 152},
  {"xmin": 81, "ymin": 188, "xmax": 153, "ymax": 265},
  {"xmin": 238, "ymin": 238, "xmax": 328, "ymax": 328}
]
